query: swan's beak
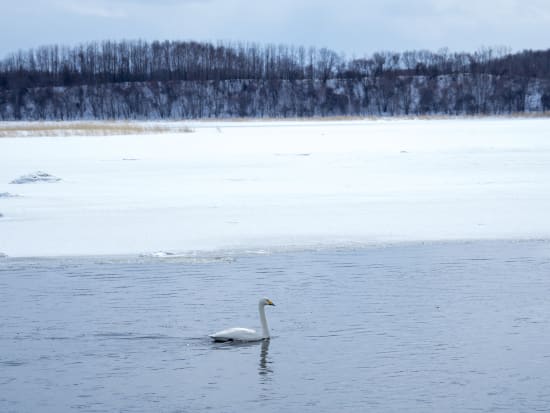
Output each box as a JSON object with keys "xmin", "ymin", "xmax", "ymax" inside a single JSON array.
[{"xmin": 267, "ymin": 299, "xmax": 275, "ymax": 306}]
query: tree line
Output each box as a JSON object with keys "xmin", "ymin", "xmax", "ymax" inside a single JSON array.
[{"xmin": 1, "ymin": 40, "xmax": 549, "ymax": 120}]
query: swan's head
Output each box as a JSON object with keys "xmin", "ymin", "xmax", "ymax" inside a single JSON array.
[{"xmin": 260, "ymin": 298, "xmax": 275, "ymax": 307}]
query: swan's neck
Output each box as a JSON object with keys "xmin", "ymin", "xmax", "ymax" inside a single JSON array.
[{"xmin": 258, "ymin": 303, "xmax": 270, "ymax": 339}]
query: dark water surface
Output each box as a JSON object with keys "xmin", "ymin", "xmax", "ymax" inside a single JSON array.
[{"xmin": 1, "ymin": 240, "xmax": 550, "ymax": 412}]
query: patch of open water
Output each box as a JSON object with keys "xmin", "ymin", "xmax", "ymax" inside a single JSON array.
[{"xmin": 1, "ymin": 240, "xmax": 550, "ymax": 412}]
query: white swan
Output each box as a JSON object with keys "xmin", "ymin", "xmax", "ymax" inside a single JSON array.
[{"xmin": 209, "ymin": 298, "xmax": 275, "ymax": 342}]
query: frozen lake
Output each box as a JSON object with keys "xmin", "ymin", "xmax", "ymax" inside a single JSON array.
[
  {"xmin": 2, "ymin": 240, "xmax": 550, "ymax": 412},
  {"xmin": 2, "ymin": 118, "xmax": 550, "ymax": 257}
]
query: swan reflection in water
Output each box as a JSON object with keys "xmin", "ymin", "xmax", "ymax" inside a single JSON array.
[
  {"xmin": 212, "ymin": 338, "xmax": 273, "ymax": 379},
  {"xmin": 258, "ymin": 339, "xmax": 272, "ymax": 377}
]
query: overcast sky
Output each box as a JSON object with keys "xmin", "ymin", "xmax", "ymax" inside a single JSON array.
[{"xmin": 1, "ymin": 0, "xmax": 549, "ymax": 57}]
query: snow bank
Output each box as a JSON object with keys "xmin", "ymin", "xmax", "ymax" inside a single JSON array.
[
  {"xmin": 10, "ymin": 171, "xmax": 61, "ymax": 184},
  {"xmin": 0, "ymin": 118, "xmax": 549, "ymax": 257}
]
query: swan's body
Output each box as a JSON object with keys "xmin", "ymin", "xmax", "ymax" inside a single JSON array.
[{"xmin": 210, "ymin": 298, "xmax": 275, "ymax": 342}]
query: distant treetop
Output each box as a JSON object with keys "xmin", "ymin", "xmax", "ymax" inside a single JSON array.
[{"xmin": 1, "ymin": 40, "xmax": 549, "ymax": 89}]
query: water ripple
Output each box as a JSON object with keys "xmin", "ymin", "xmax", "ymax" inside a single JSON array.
[{"xmin": 1, "ymin": 240, "xmax": 549, "ymax": 412}]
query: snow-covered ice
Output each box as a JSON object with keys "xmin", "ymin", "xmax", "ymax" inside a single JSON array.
[{"xmin": 0, "ymin": 118, "xmax": 549, "ymax": 257}]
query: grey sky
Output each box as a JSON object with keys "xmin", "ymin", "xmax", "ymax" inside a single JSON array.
[{"xmin": 1, "ymin": 0, "xmax": 549, "ymax": 58}]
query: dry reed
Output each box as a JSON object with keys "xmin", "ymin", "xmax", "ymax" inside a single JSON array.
[{"xmin": 0, "ymin": 121, "xmax": 194, "ymax": 138}]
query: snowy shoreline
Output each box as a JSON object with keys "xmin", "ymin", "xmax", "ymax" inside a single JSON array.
[
  {"xmin": 1, "ymin": 238, "xmax": 548, "ymax": 261},
  {"xmin": 1, "ymin": 113, "xmax": 550, "ymax": 137},
  {"xmin": 1, "ymin": 118, "xmax": 550, "ymax": 257}
]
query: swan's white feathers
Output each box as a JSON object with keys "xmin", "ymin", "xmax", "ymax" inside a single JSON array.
[{"xmin": 209, "ymin": 327, "xmax": 261, "ymax": 342}]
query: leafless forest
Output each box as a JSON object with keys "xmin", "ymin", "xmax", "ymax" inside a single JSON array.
[{"xmin": 1, "ymin": 40, "xmax": 549, "ymax": 120}]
